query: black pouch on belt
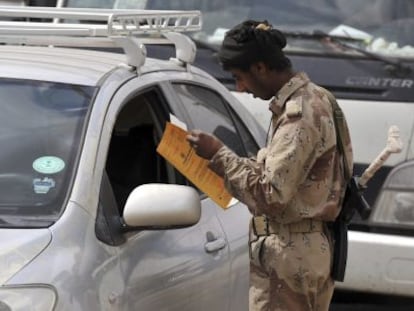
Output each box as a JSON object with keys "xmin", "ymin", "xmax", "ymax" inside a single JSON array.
[{"xmin": 330, "ymin": 219, "xmax": 348, "ymax": 282}]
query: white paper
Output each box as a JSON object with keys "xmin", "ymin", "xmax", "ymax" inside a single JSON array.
[{"xmin": 169, "ymin": 113, "xmax": 187, "ymax": 131}]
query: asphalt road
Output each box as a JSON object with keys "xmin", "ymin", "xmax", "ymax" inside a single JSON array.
[
  {"xmin": 328, "ymin": 289, "xmax": 414, "ymax": 311},
  {"xmin": 330, "ymin": 304, "xmax": 411, "ymax": 311}
]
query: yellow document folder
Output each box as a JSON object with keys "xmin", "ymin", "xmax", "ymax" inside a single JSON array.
[{"xmin": 156, "ymin": 122, "xmax": 232, "ymax": 209}]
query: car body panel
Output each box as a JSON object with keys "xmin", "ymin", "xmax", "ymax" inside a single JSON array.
[
  {"xmin": 117, "ymin": 198, "xmax": 231, "ymax": 311},
  {"xmin": 0, "ymin": 45, "xmax": 127, "ymax": 86},
  {"xmin": 336, "ymin": 231, "xmax": 414, "ymax": 296},
  {"xmin": 337, "ymin": 99, "xmax": 414, "ymax": 166},
  {"xmin": 214, "ymin": 200, "xmax": 251, "ymax": 310},
  {"xmin": 6, "ymin": 202, "xmax": 124, "ymax": 311},
  {"xmin": 0, "ymin": 228, "xmax": 51, "ymax": 284},
  {"xmin": 0, "ymin": 45, "xmax": 189, "ymax": 86}
]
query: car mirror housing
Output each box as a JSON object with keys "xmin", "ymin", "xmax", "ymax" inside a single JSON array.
[{"xmin": 123, "ymin": 183, "xmax": 201, "ymax": 229}]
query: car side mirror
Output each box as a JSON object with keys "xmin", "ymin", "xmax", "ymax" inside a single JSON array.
[
  {"xmin": 370, "ymin": 160, "xmax": 414, "ymax": 226},
  {"xmin": 122, "ymin": 183, "xmax": 201, "ymax": 229}
]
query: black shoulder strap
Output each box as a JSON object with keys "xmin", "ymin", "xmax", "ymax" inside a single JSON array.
[{"xmin": 326, "ymin": 92, "xmax": 352, "ymax": 181}]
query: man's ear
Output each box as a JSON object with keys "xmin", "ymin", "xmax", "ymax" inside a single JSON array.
[{"xmin": 250, "ymin": 62, "xmax": 268, "ymax": 76}]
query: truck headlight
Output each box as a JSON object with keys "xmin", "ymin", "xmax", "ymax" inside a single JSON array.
[
  {"xmin": 0, "ymin": 286, "xmax": 56, "ymax": 311},
  {"xmin": 370, "ymin": 160, "xmax": 414, "ymax": 226}
]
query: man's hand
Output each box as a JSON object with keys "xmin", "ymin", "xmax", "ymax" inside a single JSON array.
[{"xmin": 186, "ymin": 130, "xmax": 224, "ymax": 160}]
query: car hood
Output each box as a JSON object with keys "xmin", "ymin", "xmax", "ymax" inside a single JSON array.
[{"xmin": 0, "ymin": 228, "xmax": 51, "ymax": 285}]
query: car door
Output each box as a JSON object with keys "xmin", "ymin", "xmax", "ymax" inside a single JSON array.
[
  {"xmin": 96, "ymin": 77, "xmax": 231, "ymax": 311},
  {"xmin": 164, "ymin": 79, "xmax": 262, "ymax": 311}
]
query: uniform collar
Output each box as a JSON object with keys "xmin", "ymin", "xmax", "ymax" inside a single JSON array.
[{"xmin": 269, "ymin": 72, "xmax": 310, "ymax": 115}]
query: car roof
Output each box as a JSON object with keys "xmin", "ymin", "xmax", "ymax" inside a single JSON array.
[{"xmin": 0, "ymin": 45, "xmax": 189, "ymax": 86}]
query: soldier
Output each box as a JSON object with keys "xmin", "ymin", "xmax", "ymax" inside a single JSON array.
[{"xmin": 187, "ymin": 20, "xmax": 353, "ymax": 311}]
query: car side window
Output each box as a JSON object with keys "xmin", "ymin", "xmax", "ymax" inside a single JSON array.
[
  {"xmin": 172, "ymin": 83, "xmax": 257, "ymax": 157},
  {"xmin": 105, "ymin": 90, "xmax": 170, "ymax": 209}
]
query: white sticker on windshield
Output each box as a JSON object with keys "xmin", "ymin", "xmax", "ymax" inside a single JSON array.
[
  {"xmin": 33, "ymin": 177, "xmax": 56, "ymax": 194},
  {"xmin": 32, "ymin": 156, "xmax": 65, "ymax": 174}
]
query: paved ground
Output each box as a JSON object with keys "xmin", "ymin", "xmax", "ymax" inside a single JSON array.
[
  {"xmin": 330, "ymin": 305, "xmax": 411, "ymax": 311},
  {"xmin": 329, "ymin": 290, "xmax": 414, "ymax": 310}
]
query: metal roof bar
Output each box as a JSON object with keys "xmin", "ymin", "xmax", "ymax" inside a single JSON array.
[
  {"xmin": 0, "ymin": 7, "xmax": 202, "ymax": 34},
  {"xmin": 0, "ymin": 7, "xmax": 202, "ymax": 68},
  {"xmin": 0, "ymin": 34, "xmax": 168, "ymax": 47}
]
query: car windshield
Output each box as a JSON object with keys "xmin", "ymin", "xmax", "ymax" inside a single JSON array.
[
  {"xmin": 65, "ymin": 0, "xmax": 414, "ymax": 59},
  {"xmin": 0, "ymin": 79, "xmax": 95, "ymax": 227}
]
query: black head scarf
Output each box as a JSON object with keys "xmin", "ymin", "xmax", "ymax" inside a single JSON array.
[{"xmin": 218, "ymin": 20, "xmax": 288, "ymax": 69}]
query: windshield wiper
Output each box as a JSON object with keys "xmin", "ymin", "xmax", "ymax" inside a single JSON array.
[
  {"xmin": 283, "ymin": 30, "xmax": 412, "ymax": 76},
  {"xmin": 283, "ymin": 30, "xmax": 363, "ymax": 43}
]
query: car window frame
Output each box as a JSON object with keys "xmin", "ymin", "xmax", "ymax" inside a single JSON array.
[
  {"xmin": 95, "ymin": 79, "xmax": 195, "ymax": 243},
  {"xmin": 163, "ymin": 79, "xmax": 260, "ymax": 156}
]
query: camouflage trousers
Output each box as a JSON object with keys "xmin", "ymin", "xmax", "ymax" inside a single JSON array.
[{"xmin": 249, "ymin": 229, "xmax": 334, "ymax": 311}]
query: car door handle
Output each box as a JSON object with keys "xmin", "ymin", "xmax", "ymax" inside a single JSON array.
[
  {"xmin": 204, "ymin": 237, "xmax": 227, "ymax": 253},
  {"xmin": 204, "ymin": 232, "xmax": 227, "ymax": 253}
]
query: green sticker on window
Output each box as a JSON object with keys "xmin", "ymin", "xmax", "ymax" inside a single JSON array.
[{"xmin": 33, "ymin": 156, "xmax": 65, "ymax": 174}]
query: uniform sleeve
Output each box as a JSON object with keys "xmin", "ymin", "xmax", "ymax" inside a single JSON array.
[{"xmin": 209, "ymin": 118, "xmax": 322, "ymax": 217}]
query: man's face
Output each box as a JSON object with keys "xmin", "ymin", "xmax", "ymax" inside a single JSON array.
[{"xmin": 230, "ymin": 64, "xmax": 274, "ymax": 100}]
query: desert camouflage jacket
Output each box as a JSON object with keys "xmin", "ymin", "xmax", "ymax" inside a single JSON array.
[{"xmin": 209, "ymin": 72, "xmax": 353, "ymax": 223}]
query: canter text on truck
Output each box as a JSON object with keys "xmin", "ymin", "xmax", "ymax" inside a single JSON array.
[{"xmin": 346, "ymin": 77, "xmax": 413, "ymax": 88}]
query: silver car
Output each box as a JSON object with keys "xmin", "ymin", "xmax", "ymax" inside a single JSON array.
[{"xmin": 0, "ymin": 7, "xmax": 265, "ymax": 311}]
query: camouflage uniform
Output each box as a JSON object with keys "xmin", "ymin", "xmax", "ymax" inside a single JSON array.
[{"xmin": 209, "ymin": 72, "xmax": 353, "ymax": 311}]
